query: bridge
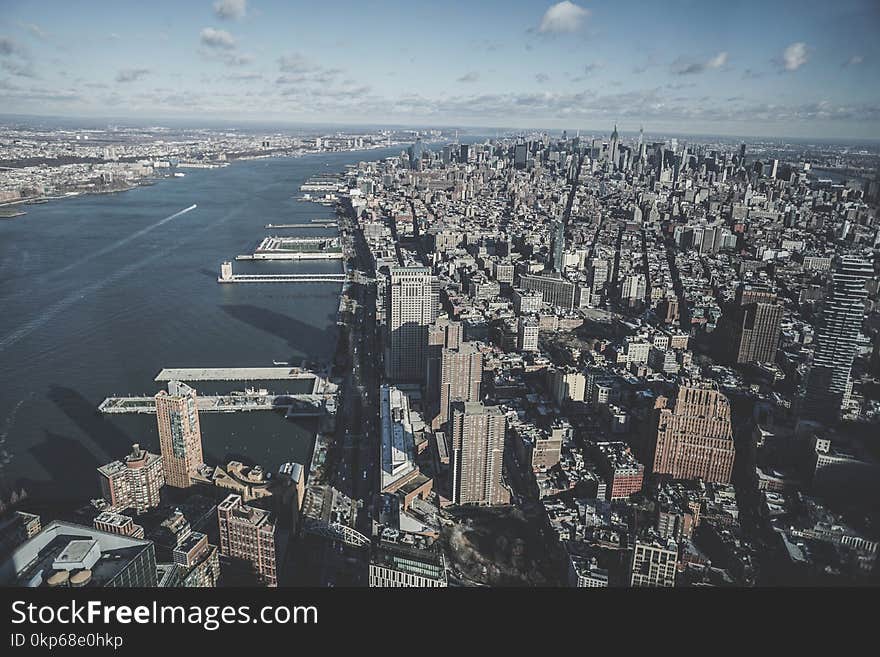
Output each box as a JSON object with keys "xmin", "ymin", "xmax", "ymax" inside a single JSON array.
[{"xmin": 301, "ymin": 517, "xmax": 370, "ymax": 548}]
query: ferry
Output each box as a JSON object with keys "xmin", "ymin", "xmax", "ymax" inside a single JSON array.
[{"xmin": 173, "ymin": 172, "xmax": 186, "ymax": 178}]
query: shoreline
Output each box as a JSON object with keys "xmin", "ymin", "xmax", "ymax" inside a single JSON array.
[{"xmin": 0, "ymin": 143, "xmax": 406, "ymax": 211}]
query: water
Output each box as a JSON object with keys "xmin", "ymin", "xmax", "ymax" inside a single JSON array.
[{"xmin": 0, "ymin": 147, "xmax": 400, "ymax": 505}]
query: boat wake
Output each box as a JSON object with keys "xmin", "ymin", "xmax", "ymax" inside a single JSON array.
[
  {"xmin": 0, "ymin": 205, "xmax": 198, "ymax": 353},
  {"xmin": 50, "ymin": 204, "xmax": 198, "ymax": 280}
]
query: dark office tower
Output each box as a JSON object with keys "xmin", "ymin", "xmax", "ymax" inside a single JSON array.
[
  {"xmin": 386, "ymin": 267, "xmax": 438, "ymax": 382},
  {"xmin": 610, "ymin": 123, "xmax": 619, "ymax": 167},
  {"xmin": 651, "ymin": 381, "xmax": 736, "ymax": 483},
  {"xmin": 408, "ymin": 138, "xmax": 424, "ymax": 170},
  {"xmin": 803, "ymin": 256, "xmax": 874, "ymax": 423},
  {"xmin": 550, "ymin": 218, "xmax": 565, "ymax": 272},
  {"xmin": 155, "ymin": 381, "xmax": 204, "ymax": 489},
  {"xmin": 720, "ymin": 285, "xmax": 784, "ymax": 364},
  {"xmin": 739, "ymin": 143, "xmax": 746, "ymax": 164},
  {"xmin": 514, "ymin": 143, "xmax": 528, "ymax": 170},
  {"xmin": 450, "ymin": 402, "xmax": 508, "ymax": 506},
  {"xmin": 459, "ymin": 143, "xmax": 469, "ymax": 163},
  {"xmin": 435, "ymin": 342, "xmax": 483, "ymax": 430}
]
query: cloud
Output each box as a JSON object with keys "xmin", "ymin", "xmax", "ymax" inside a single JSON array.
[
  {"xmin": 278, "ymin": 53, "xmax": 312, "ymax": 73},
  {"xmin": 0, "ymin": 36, "xmax": 25, "ymax": 57},
  {"xmin": 0, "ymin": 36, "xmax": 37, "ymax": 77},
  {"xmin": 538, "ymin": 1, "xmax": 590, "ymax": 34},
  {"xmin": 843, "ymin": 54, "xmax": 863, "ymax": 68},
  {"xmin": 200, "ymin": 27, "xmax": 237, "ymax": 50},
  {"xmin": 535, "ymin": 73, "xmax": 550, "ymax": 84},
  {"xmin": 229, "ymin": 72, "xmax": 262, "ymax": 81},
  {"xmin": 116, "ymin": 68, "xmax": 151, "ymax": 83},
  {"xmin": 19, "ymin": 23, "xmax": 48, "ymax": 40},
  {"xmin": 213, "ymin": 0, "xmax": 247, "ymax": 20},
  {"xmin": 707, "ymin": 51, "xmax": 728, "ymax": 69},
  {"xmin": 672, "ymin": 51, "xmax": 728, "ymax": 75},
  {"xmin": 782, "ymin": 42, "xmax": 808, "ymax": 71},
  {"xmin": 457, "ymin": 71, "xmax": 480, "ymax": 83}
]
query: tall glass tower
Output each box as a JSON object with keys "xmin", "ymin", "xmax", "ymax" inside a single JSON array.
[{"xmin": 803, "ymin": 255, "xmax": 873, "ymax": 423}]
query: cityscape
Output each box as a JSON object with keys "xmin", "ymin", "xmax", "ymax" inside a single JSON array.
[{"xmin": 1, "ymin": 1, "xmax": 879, "ymax": 592}]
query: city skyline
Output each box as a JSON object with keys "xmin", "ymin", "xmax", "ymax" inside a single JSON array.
[{"xmin": 0, "ymin": 0, "xmax": 878, "ymax": 139}]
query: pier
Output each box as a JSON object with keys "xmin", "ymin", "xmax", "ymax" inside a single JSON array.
[
  {"xmin": 217, "ymin": 260, "xmax": 347, "ymax": 284},
  {"xmin": 233, "ymin": 236, "xmax": 344, "ymax": 261},
  {"xmin": 154, "ymin": 366, "xmax": 323, "ymax": 384},
  {"xmin": 98, "ymin": 392, "xmax": 329, "ymax": 416},
  {"xmin": 265, "ymin": 221, "xmax": 336, "ymax": 229}
]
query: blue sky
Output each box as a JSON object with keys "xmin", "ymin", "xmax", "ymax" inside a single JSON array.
[{"xmin": 0, "ymin": 0, "xmax": 878, "ymax": 138}]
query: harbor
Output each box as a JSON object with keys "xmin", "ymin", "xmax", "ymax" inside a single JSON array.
[{"xmin": 235, "ymin": 235, "xmax": 344, "ymax": 261}]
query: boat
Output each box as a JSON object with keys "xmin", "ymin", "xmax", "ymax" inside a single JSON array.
[
  {"xmin": 173, "ymin": 172, "xmax": 186, "ymax": 178},
  {"xmin": 273, "ymin": 360, "xmax": 289, "ymax": 366}
]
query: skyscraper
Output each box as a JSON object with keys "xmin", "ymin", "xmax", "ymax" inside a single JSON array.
[
  {"xmin": 155, "ymin": 381, "xmax": 204, "ymax": 489},
  {"xmin": 217, "ymin": 493, "xmax": 280, "ymax": 587},
  {"xmin": 651, "ymin": 381, "xmax": 736, "ymax": 483},
  {"xmin": 426, "ymin": 316, "xmax": 463, "ymax": 412},
  {"xmin": 803, "ymin": 255, "xmax": 873, "ymax": 423},
  {"xmin": 450, "ymin": 402, "xmax": 508, "ymax": 506},
  {"xmin": 435, "ymin": 341, "xmax": 483, "ymax": 429},
  {"xmin": 97, "ymin": 443, "xmax": 164, "ymax": 513},
  {"xmin": 386, "ymin": 267, "xmax": 438, "ymax": 382},
  {"xmin": 720, "ymin": 285, "xmax": 784, "ymax": 364}
]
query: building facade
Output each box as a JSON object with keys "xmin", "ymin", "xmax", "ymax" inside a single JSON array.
[
  {"xmin": 450, "ymin": 402, "xmax": 508, "ymax": 506},
  {"xmin": 651, "ymin": 382, "xmax": 736, "ymax": 483},
  {"xmin": 97, "ymin": 443, "xmax": 164, "ymax": 512},
  {"xmin": 155, "ymin": 381, "xmax": 204, "ymax": 489},
  {"xmin": 386, "ymin": 267, "xmax": 438, "ymax": 382},
  {"xmin": 803, "ymin": 255, "xmax": 873, "ymax": 423},
  {"xmin": 217, "ymin": 493, "xmax": 279, "ymax": 587}
]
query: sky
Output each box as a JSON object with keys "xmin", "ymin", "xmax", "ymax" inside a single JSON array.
[{"xmin": 0, "ymin": 0, "xmax": 879, "ymax": 139}]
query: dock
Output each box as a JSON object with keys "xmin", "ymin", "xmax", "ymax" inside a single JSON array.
[
  {"xmin": 265, "ymin": 222, "xmax": 336, "ymax": 229},
  {"xmin": 218, "ymin": 273, "xmax": 346, "ymax": 283},
  {"xmin": 155, "ymin": 367, "xmax": 320, "ymax": 384},
  {"xmin": 98, "ymin": 392, "xmax": 329, "ymax": 416}
]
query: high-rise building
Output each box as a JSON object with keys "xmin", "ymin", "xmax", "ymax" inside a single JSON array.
[
  {"xmin": 803, "ymin": 256, "xmax": 873, "ymax": 423},
  {"xmin": 386, "ymin": 267, "xmax": 438, "ymax": 382},
  {"xmin": 155, "ymin": 381, "xmax": 204, "ymax": 489},
  {"xmin": 630, "ymin": 537, "xmax": 678, "ymax": 587},
  {"xmin": 450, "ymin": 402, "xmax": 508, "ymax": 506},
  {"xmin": 0, "ymin": 521, "xmax": 157, "ymax": 587},
  {"xmin": 513, "ymin": 142, "xmax": 528, "ymax": 170},
  {"xmin": 217, "ymin": 493, "xmax": 280, "ymax": 587},
  {"xmin": 720, "ymin": 285, "xmax": 783, "ymax": 364},
  {"xmin": 651, "ymin": 382, "xmax": 736, "ymax": 483},
  {"xmin": 435, "ymin": 341, "xmax": 483, "ymax": 429},
  {"xmin": 97, "ymin": 443, "xmax": 164, "ymax": 512},
  {"xmin": 426, "ymin": 316, "xmax": 463, "ymax": 412}
]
